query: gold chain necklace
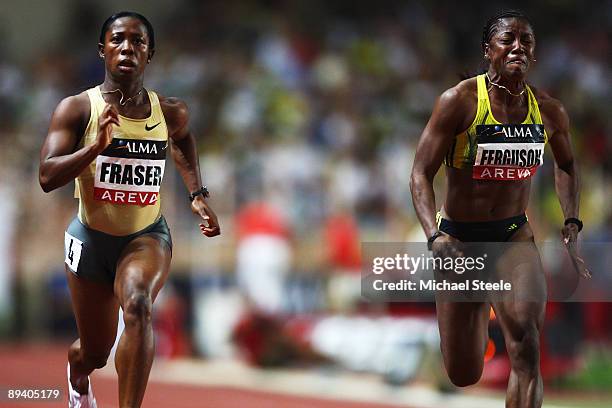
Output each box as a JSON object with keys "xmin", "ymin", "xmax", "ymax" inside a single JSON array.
[
  {"xmin": 485, "ymin": 73, "xmax": 525, "ymax": 97},
  {"xmin": 101, "ymin": 88, "xmax": 144, "ymax": 106}
]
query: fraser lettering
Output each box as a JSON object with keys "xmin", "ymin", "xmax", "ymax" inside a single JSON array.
[{"xmin": 99, "ymin": 163, "xmax": 162, "ymax": 186}]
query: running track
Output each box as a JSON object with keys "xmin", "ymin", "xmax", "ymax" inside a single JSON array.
[
  {"xmin": 1, "ymin": 344, "xmax": 585, "ymax": 408},
  {"xmin": 0, "ymin": 344, "xmax": 408, "ymax": 408}
]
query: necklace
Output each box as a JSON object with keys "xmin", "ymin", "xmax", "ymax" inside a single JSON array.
[
  {"xmin": 485, "ymin": 73, "xmax": 525, "ymax": 97},
  {"xmin": 101, "ymin": 87, "xmax": 144, "ymax": 106}
]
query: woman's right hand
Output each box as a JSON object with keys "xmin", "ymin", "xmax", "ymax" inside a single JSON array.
[{"xmin": 94, "ymin": 104, "xmax": 120, "ymax": 153}]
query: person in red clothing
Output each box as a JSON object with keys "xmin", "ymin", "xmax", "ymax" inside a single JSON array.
[{"xmin": 236, "ymin": 201, "xmax": 292, "ymax": 313}]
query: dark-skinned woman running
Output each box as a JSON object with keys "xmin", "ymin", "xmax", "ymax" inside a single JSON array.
[
  {"xmin": 39, "ymin": 11, "xmax": 220, "ymax": 408},
  {"xmin": 410, "ymin": 10, "xmax": 589, "ymax": 408}
]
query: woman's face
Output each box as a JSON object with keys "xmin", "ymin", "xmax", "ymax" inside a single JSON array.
[
  {"xmin": 99, "ymin": 17, "xmax": 153, "ymax": 78},
  {"xmin": 485, "ymin": 18, "xmax": 535, "ymax": 79}
]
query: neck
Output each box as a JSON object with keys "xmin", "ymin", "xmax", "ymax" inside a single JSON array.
[
  {"xmin": 101, "ymin": 75, "xmax": 144, "ymax": 103},
  {"xmin": 486, "ymin": 70, "xmax": 526, "ymax": 105}
]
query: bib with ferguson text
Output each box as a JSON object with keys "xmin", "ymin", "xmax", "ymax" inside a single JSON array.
[
  {"xmin": 472, "ymin": 124, "xmax": 545, "ymax": 180},
  {"xmin": 94, "ymin": 138, "xmax": 167, "ymax": 205}
]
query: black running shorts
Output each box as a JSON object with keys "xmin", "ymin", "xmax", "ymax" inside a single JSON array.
[{"xmin": 64, "ymin": 215, "xmax": 172, "ymax": 284}]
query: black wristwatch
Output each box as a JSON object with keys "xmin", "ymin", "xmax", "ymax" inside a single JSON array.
[
  {"xmin": 189, "ymin": 186, "xmax": 210, "ymax": 201},
  {"xmin": 427, "ymin": 231, "xmax": 444, "ymax": 251},
  {"xmin": 564, "ymin": 217, "xmax": 583, "ymax": 232}
]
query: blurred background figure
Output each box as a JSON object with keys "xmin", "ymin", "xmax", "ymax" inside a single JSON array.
[
  {"xmin": 236, "ymin": 201, "xmax": 292, "ymax": 314},
  {"xmin": 0, "ymin": 1, "xmax": 610, "ymax": 407}
]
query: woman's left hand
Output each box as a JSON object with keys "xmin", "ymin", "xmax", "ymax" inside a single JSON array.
[
  {"xmin": 562, "ymin": 223, "xmax": 591, "ymax": 279},
  {"xmin": 191, "ymin": 196, "xmax": 221, "ymax": 237}
]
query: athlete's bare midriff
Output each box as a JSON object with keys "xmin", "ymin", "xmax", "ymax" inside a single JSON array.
[{"xmin": 442, "ymin": 166, "xmax": 530, "ymax": 221}]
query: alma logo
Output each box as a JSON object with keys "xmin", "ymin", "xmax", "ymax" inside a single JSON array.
[
  {"xmin": 494, "ymin": 125, "xmax": 533, "ymax": 138},
  {"xmin": 115, "ymin": 140, "xmax": 158, "ymax": 154}
]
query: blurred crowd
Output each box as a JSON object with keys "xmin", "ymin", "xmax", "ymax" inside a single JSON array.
[
  {"xmin": 2, "ymin": 1, "xmax": 610, "ymax": 240},
  {"xmin": 0, "ymin": 0, "xmax": 610, "ymax": 385}
]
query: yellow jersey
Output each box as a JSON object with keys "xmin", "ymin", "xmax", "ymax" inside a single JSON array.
[
  {"xmin": 75, "ymin": 86, "xmax": 169, "ymax": 235},
  {"xmin": 444, "ymin": 74, "xmax": 548, "ymax": 181}
]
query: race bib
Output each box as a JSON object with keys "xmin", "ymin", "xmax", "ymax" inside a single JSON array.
[
  {"xmin": 94, "ymin": 138, "xmax": 167, "ymax": 205},
  {"xmin": 64, "ymin": 232, "xmax": 83, "ymax": 273},
  {"xmin": 472, "ymin": 124, "xmax": 545, "ymax": 181}
]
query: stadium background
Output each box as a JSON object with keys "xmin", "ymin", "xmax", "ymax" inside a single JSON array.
[{"xmin": 0, "ymin": 0, "xmax": 610, "ymax": 407}]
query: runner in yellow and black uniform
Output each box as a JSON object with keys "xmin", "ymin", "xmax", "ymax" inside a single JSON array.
[
  {"xmin": 438, "ymin": 72, "xmax": 547, "ymax": 243},
  {"xmin": 39, "ymin": 11, "xmax": 220, "ymax": 408},
  {"xmin": 64, "ymin": 86, "xmax": 172, "ymax": 284},
  {"xmin": 410, "ymin": 10, "xmax": 590, "ymax": 408}
]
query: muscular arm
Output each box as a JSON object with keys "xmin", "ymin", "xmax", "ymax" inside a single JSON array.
[
  {"xmin": 543, "ymin": 98, "xmax": 580, "ymax": 220},
  {"xmin": 410, "ymin": 85, "xmax": 471, "ymax": 238},
  {"xmin": 540, "ymin": 94, "xmax": 590, "ymax": 277},
  {"xmin": 161, "ymin": 97, "xmax": 203, "ymax": 193},
  {"xmin": 161, "ymin": 96, "xmax": 220, "ymax": 236},
  {"xmin": 39, "ymin": 95, "xmax": 118, "ymax": 192}
]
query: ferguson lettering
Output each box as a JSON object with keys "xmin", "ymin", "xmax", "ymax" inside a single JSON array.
[{"xmin": 473, "ymin": 124, "xmax": 545, "ymax": 181}]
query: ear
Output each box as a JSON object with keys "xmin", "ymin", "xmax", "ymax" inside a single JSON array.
[
  {"xmin": 483, "ymin": 44, "xmax": 490, "ymax": 59},
  {"xmin": 98, "ymin": 43, "xmax": 105, "ymax": 59},
  {"xmin": 147, "ymin": 49, "xmax": 155, "ymax": 63}
]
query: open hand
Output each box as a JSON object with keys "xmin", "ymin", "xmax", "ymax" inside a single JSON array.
[{"xmin": 562, "ymin": 223, "xmax": 591, "ymax": 279}]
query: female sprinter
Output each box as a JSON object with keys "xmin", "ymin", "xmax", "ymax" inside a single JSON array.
[
  {"xmin": 410, "ymin": 10, "xmax": 589, "ymax": 408},
  {"xmin": 40, "ymin": 11, "xmax": 220, "ymax": 408}
]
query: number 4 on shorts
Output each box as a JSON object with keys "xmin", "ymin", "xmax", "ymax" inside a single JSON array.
[{"xmin": 64, "ymin": 232, "xmax": 83, "ymax": 273}]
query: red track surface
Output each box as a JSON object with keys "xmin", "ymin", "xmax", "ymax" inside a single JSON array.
[{"xmin": 0, "ymin": 344, "xmax": 405, "ymax": 408}]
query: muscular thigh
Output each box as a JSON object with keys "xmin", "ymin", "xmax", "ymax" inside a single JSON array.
[
  {"xmin": 65, "ymin": 266, "xmax": 120, "ymax": 353},
  {"xmin": 114, "ymin": 234, "xmax": 172, "ymax": 304},
  {"xmin": 492, "ymin": 223, "xmax": 546, "ymax": 338},
  {"xmin": 436, "ymin": 300, "xmax": 490, "ymax": 352}
]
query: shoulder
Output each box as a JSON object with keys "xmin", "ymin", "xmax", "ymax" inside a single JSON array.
[
  {"xmin": 158, "ymin": 95, "xmax": 189, "ymax": 122},
  {"xmin": 430, "ymin": 77, "xmax": 478, "ymax": 132},
  {"xmin": 158, "ymin": 94, "xmax": 189, "ymax": 134},
  {"xmin": 438, "ymin": 77, "xmax": 477, "ymax": 107},
  {"xmin": 56, "ymin": 91, "xmax": 90, "ymax": 116},
  {"xmin": 529, "ymin": 85, "xmax": 569, "ymax": 131},
  {"xmin": 52, "ymin": 91, "xmax": 90, "ymax": 128}
]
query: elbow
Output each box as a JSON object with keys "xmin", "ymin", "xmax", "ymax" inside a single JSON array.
[
  {"xmin": 39, "ymin": 176, "xmax": 52, "ymax": 193},
  {"xmin": 39, "ymin": 169, "xmax": 54, "ymax": 193}
]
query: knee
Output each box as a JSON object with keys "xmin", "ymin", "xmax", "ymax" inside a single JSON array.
[
  {"xmin": 442, "ymin": 350, "xmax": 483, "ymax": 387},
  {"xmin": 123, "ymin": 291, "xmax": 153, "ymax": 329},
  {"xmin": 82, "ymin": 351, "xmax": 110, "ymax": 369},
  {"xmin": 506, "ymin": 326, "xmax": 540, "ymax": 375},
  {"xmin": 69, "ymin": 340, "xmax": 112, "ymax": 370},
  {"xmin": 446, "ymin": 365, "xmax": 483, "ymax": 387}
]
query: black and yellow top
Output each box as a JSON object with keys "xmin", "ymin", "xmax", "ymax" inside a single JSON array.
[
  {"xmin": 75, "ymin": 86, "xmax": 169, "ymax": 235},
  {"xmin": 444, "ymin": 74, "xmax": 548, "ymax": 180}
]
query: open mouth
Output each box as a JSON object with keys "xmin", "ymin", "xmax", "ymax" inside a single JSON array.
[
  {"xmin": 506, "ymin": 59, "xmax": 526, "ymax": 66},
  {"xmin": 118, "ymin": 60, "xmax": 137, "ymax": 70}
]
